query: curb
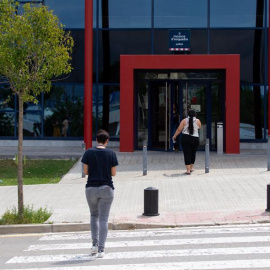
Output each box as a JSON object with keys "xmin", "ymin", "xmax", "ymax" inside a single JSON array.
[{"xmin": 1, "ymin": 219, "xmax": 270, "ymax": 235}]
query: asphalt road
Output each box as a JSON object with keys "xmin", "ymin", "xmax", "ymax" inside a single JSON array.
[{"xmin": 1, "ymin": 224, "xmax": 270, "ymax": 269}]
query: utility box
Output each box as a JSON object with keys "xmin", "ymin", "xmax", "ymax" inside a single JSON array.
[
  {"xmin": 217, "ymin": 122, "xmax": 223, "ymax": 154},
  {"xmin": 143, "ymin": 187, "xmax": 159, "ymax": 216}
]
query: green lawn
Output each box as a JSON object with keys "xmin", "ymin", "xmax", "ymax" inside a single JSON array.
[{"xmin": 0, "ymin": 159, "xmax": 78, "ymax": 186}]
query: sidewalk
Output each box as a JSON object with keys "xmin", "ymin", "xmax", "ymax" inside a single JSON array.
[{"xmin": 1, "ymin": 146, "xmax": 270, "ymax": 234}]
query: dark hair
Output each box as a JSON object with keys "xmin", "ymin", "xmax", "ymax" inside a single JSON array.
[
  {"xmin": 96, "ymin": 129, "xmax": 110, "ymax": 144},
  {"xmin": 188, "ymin": 109, "xmax": 196, "ymax": 135}
]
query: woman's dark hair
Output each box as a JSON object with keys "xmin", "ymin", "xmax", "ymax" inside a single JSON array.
[
  {"xmin": 96, "ymin": 129, "xmax": 110, "ymax": 144},
  {"xmin": 188, "ymin": 109, "xmax": 196, "ymax": 135}
]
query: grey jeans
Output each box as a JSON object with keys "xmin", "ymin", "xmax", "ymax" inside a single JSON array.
[{"xmin": 85, "ymin": 185, "xmax": 114, "ymax": 251}]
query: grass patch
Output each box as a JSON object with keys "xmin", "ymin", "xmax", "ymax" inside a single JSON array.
[
  {"xmin": 0, "ymin": 205, "xmax": 52, "ymax": 225},
  {"xmin": 0, "ymin": 159, "xmax": 78, "ymax": 186}
]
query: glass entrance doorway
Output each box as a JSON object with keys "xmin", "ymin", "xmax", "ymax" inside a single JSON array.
[{"xmin": 136, "ymin": 71, "xmax": 224, "ymax": 151}]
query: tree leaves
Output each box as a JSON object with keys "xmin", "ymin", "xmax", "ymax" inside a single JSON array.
[{"xmin": 0, "ymin": 0, "xmax": 74, "ymax": 102}]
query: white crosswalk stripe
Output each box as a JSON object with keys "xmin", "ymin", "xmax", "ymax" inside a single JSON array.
[
  {"xmin": 39, "ymin": 225, "xmax": 270, "ymax": 241},
  {"xmin": 25, "ymin": 235, "xmax": 270, "ymax": 251},
  {"xmin": 4, "ymin": 224, "xmax": 270, "ymax": 270}
]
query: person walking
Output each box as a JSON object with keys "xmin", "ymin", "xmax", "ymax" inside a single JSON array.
[
  {"xmin": 172, "ymin": 109, "xmax": 201, "ymax": 175},
  {"xmin": 81, "ymin": 129, "xmax": 118, "ymax": 258}
]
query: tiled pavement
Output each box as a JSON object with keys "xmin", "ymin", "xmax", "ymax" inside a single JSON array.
[{"xmin": 0, "ymin": 145, "xmax": 270, "ymax": 233}]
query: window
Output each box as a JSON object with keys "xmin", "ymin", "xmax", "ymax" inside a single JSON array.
[
  {"xmin": 210, "ymin": 0, "xmax": 264, "ymax": 28},
  {"xmin": 210, "ymin": 29, "xmax": 265, "ymax": 84},
  {"xmin": 98, "ymin": 0, "xmax": 151, "ymax": 28},
  {"xmin": 44, "ymin": 0, "xmax": 85, "ymax": 28},
  {"xmin": 154, "ymin": 0, "xmax": 207, "ymax": 28},
  {"xmin": 98, "ymin": 30, "xmax": 152, "ymax": 83}
]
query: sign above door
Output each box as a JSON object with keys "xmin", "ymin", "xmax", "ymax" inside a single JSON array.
[{"xmin": 169, "ymin": 29, "xmax": 190, "ymax": 51}]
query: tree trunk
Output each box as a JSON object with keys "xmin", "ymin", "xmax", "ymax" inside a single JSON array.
[{"xmin": 18, "ymin": 94, "xmax": 24, "ymax": 219}]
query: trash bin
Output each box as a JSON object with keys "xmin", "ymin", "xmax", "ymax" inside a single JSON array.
[
  {"xmin": 143, "ymin": 187, "xmax": 159, "ymax": 216},
  {"xmin": 217, "ymin": 122, "xmax": 223, "ymax": 154}
]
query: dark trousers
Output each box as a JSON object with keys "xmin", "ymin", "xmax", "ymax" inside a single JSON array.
[{"xmin": 181, "ymin": 134, "xmax": 199, "ymax": 165}]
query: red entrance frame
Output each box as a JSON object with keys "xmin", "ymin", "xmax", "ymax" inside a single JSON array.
[{"xmin": 120, "ymin": 54, "xmax": 240, "ymax": 153}]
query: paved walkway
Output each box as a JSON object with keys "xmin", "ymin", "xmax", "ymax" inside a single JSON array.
[{"xmin": 0, "ymin": 145, "xmax": 270, "ymax": 233}]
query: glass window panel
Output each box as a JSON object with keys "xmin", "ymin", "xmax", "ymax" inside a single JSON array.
[
  {"xmin": 98, "ymin": 30, "xmax": 151, "ymax": 83},
  {"xmin": 137, "ymin": 81, "xmax": 148, "ymax": 148},
  {"xmin": 98, "ymin": 0, "xmax": 151, "ymax": 28},
  {"xmin": 23, "ymin": 111, "xmax": 42, "ymax": 137},
  {"xmin": 0, "ymin": 112, "xmax": 15, "ymax": 136},
  {"xmin": 210, "ymin": 0, "xmax": 264, "ymax": 27},
  {"xmin": 43, "ymin": 84, "xmax": 84, "ymax": 137},
  {"xmin": 240, "ymin": 85, "xmax": 264, "ymax": 140},
  {"xmin": 56, "ymin": 30, "xmax": 86, "ymax": 84},
  {"xmin": 0, "ymin": 86, "xmax": 15, "ymax": 111},
  {"xmin": 154, "ymin": 0, "xmax": 207, "ymax": 28},
  {"xmin": 44, "ymin": 0, "xmax": 85, "ymax": 28},
  {"xmin": 154, "ymin": 30, "xmax": 208, "ymax": 54},
  {"xmin": 96, "ymin": 85, "xmax": 120, "ymax": 138},
  {"xmin": 210, "ymin": 30, "xmax": 265, "ymax": 84}
]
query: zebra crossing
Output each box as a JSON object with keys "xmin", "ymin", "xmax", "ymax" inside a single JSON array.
[{"xmin": 3, "ymin": 224, "xmax": 270, "ymax": 270}]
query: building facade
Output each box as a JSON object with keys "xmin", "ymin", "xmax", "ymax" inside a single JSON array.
[{"xmin": 0, "ymin": 0, "xmax": 269, "ymax": 153}]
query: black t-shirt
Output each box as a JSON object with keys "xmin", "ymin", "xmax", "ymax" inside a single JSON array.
[{"xmin": 81, "ymin": 147, "xmax": 118, "ymax": 189}]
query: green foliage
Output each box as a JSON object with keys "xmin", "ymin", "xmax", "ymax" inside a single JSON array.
[
  {"xmin": 0, "ymin": 159, "xmax": 78, "ymax": 185},
  {"xmin": 0, "ymin": 205, "xmax": 52, "ymax": 224},
  {"xmin": 0, "ymin": 0, "xmax": 74, "ymax": 102}
]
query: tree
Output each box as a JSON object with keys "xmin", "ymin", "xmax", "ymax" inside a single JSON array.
[{"xmin": 0, "ymin": 0, "xmax": 74, "ymax": 218}]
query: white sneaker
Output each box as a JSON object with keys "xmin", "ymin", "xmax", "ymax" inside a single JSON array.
[
  {"xmin": 91, "ymin": 245, "xmax": 98, "ymax": 254},
  {"xmin": 97, "ymin": 250, "xmax": 105, "ymax": 258}
]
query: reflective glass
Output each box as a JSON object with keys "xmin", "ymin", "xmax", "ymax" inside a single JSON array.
[
  {"xmin": 96, "ymin": 85, "xmax": 120, "ymax": 138},
  {"xmin": 137, "ymin": 81, "xmax": 148, "ymax": 148},
  {"xmin": 0, "ymin": 86, "xmax": 15, "ymax": 111},
  {"xmin": 210, "ymin": 0, "xmax": 264, "ymax": 27},
  {"xmin": 98, "ymin": 30, "xmax": 151, "ymax": 83},
  {"xmin": 240, "ymin": 85, "xmax": 264, "ymax": 140},
  {"xmin": 98, "ymin": 0, "xmax": 151, "ymax": 28},
  {"xmin": 56, "ymin": 30, "xmax": 86, "ymax": 84},
  {"xmin": 154, "ymin": 30, "xmax": 208, "ymax": 54},
  {"xmin": 210, "ymin": 30, "xmax": 265, "ymax": 84},
  {"xmin": 154, "ymin": 0, "xmax": 207, "ymax": 28},
  {"xmin": 44, "ymin": 0, "xmax": 85, "ymax": 28},
  {"xmin": 23, "ymin": 111, "xmax": 42, "ymax": 137},
  {"xmin": 0, "ymin": 112, "xmax": 15, "ymax": 136},
  {"xmin": 43, "ymin": 84, "xmax": 84, "ymax": 137}
]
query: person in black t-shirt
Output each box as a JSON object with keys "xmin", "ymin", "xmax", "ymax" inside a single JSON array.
[{"xmin": 81, "ymin": 129, "xmax": 118, "ymax": 258}]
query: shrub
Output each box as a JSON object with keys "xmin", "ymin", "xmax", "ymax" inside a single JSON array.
[{"xmin": 0, "ymin": 205, "xmax": 52, "ymax": 224}]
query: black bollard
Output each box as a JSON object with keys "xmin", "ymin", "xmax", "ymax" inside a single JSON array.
[
  {"xmin": 266, "ymin": 184, "xmax": 270, "ymax": 212},
  {"xmin": 143, "ymin": 187, "xmax": 159, "ymax": 216}
]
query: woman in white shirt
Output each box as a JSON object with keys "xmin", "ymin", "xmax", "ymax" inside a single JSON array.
[{"xmin": 172, "ymin": 109, "xmax": 201, "ymax": 175}]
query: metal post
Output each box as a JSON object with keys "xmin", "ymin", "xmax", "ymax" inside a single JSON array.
[
  {"xmin": 82, "ymin": 142, "xmax": 86, "ymax": 178},
  {"xmin": 267, "ymin": 135, "xmax": 270, "ymax": 171},
  {"xmin": 143, "ymin": 140, "xmax": 147, "ymax": 176},
  {"xmin": 205, "ymin": 138, "xmax": 209, "ymax": 173},
  {"xmin": 217, "ymin": 122, "xmax": 223, "ymax": 154},
  {"xmin": 266, "ymin": 184, "xmax": 270, "ymax": 212}
]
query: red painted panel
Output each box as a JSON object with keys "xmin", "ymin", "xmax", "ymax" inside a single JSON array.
[
  {"xmin": 120, "ymin": 55, "xmax": 240, "ymax": 153},
  {"xmin": 84, "ymin": 0, "xmax": 93, "ymax": 149}
]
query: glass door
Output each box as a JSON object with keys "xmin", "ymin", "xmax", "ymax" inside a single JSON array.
[
  {"xmin": 181, "ymin": 82, "xmax": 207, "ymax": 150},
  {"xmin": 136, "ymin": 77, "xmax": 224, "ymax": 151},
  {"xmin": 149, "ymin": 81, "xmax": 171, "ymax": 150},
  {"xmin": 180, "ymin": 81, "xmax": 223, "ymax": 151}
]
